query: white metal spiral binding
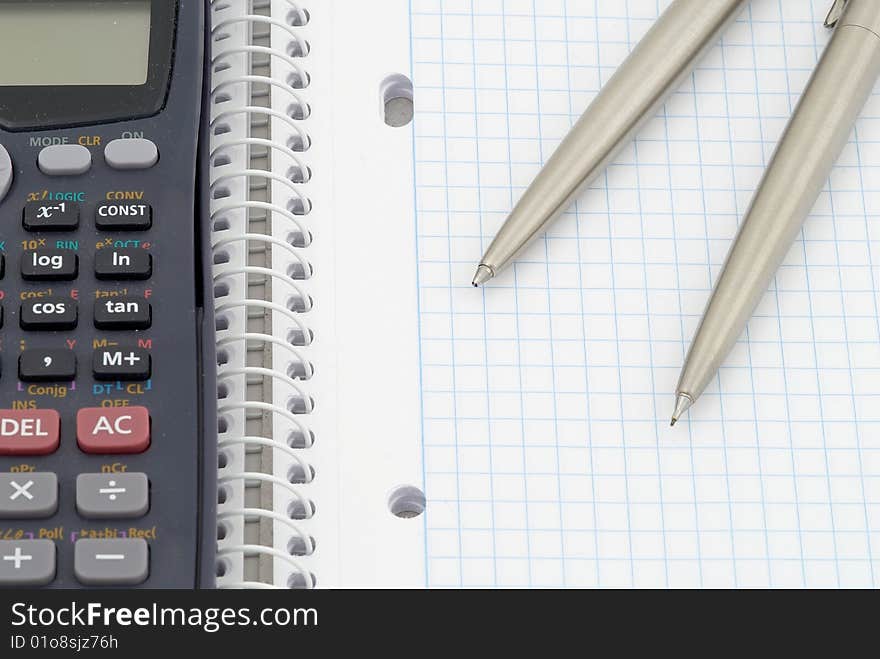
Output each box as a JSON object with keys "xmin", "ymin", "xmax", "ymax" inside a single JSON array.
[{"xmin": 209, "ymin": 0, "xmax": 315, "ymax": 589}]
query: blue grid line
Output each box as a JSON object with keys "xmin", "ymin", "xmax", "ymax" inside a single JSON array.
[
  {"xmin": 406, "ymin": 0, "xmax": 431, "ymax": 590},
  {"xmin": 564, "ymin": 0, "xmax": 603, "ymax": 588},
  {"xmin": 799, "ymin": 0, "xmax": 841, "ymax": 586},
  {"xmin": 469, "ymin": 0, "xmax": 499, "ymax": 587},
  {"xmin": 849, "ymin": 64, "xmax": 880, "ymax": 594},
  {"xmin": 594, "ymin": 0, "xmax": 636, "ymax": 585},
  {"xmin": 500, "ymin": 0, "xmax": 535, "ymax": 589},
  {"xmin": 437, "ymin": 5, "xmax": 465, "ymax": 587},
  {"xmin": 532, "ymin": 0, "xmax": 568, "ymax": 588}
]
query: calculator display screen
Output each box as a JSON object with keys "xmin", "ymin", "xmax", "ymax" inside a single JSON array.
[{"xmin": 0, "ymin": 1, "xmax": 152, "ymax": 86}]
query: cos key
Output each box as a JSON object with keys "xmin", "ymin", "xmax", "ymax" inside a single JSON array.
[{"xmin": 20, "ymin": 298, "xmax": 78, "ymax": 331}]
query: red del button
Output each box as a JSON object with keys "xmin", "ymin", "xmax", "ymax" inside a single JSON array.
[
  {"xmin": 0, "ymin": 410, "xmax": 61, "ymax": 455},
  {"xmin": 76, "ymin": 407, "xmax": 150, "ymax": 454}
]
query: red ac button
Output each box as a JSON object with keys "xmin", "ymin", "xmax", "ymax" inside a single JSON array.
[{"xmin": 76, "ymin": 406, "xmax": 150, "ymax": 454}]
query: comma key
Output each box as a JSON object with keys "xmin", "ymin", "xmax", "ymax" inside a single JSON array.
[
  {"xmin": 19, "ymin": 349, "xmax": 77, "ymax": 382},
  {"xmin": 0, "ymin": 409, "xmax": 61, "ymax": 456}
]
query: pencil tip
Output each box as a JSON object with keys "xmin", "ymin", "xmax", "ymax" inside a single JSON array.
[
  {"xmin": 670, "ymin": 393, "xmax": 694, "ymax": 428},
  {"xmin": 472, "ymin": 265, "xmax": 494, "ymax": 287}
]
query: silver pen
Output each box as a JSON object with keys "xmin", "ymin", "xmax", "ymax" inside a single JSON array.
[
  {"xmin": 672, "ymin": 0, "xmax": 880, "ymax": 425},
  {"xmin": 472, "ymin": 0, "xmax": 749, "ymax": 287}
]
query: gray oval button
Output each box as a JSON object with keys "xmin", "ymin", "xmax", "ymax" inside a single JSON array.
[
  {"xmin": 38, "ymin": 144, "xmax": 92, "ymax": 176},
  {"xmin": 104, "ymin": 138, "xmax": 158, "ymax": 170},
  {"xmin": 0, "ymin": 144, "xmax": 12, "ymax": 203}
]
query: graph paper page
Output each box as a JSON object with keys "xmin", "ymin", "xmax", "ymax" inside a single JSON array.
[{"xmin": 409, "ymin": 0, "xmax": 880, "ymax": 587}]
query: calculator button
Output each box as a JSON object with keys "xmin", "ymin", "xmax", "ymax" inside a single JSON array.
[
  {"xmin": 23, "ymin": 201, "xmax": 80, "ymax": 231},
  {"xmin": 20, "ymin": 250, "xmax": 78, "ymax": 281},
  {"xmin": 95, "ymin": 200, "xmax": 152, "ymax": 231},
  {"xmin": 0, "ymin": 144, "xmax": 12, "ymax": 204},
  {"xmin": 74, "ymin": 539, "xmax": 148, "ymax": 586},
  {"xmin": 93, "ymin": 348, "xmax": 151, "ymax": 381},
  {"xmin": 0, "ymin": 473, "xmax": 58, "ymax": 519},
  {"xmin": 0, "ymin": 409, "xmax": 60, "ymax": 456},
  {"xmin": 76, "ymin": 406, "xmax": 150, "ymax": 454},
  {"xmin": 20, "ymin": 298, "xmax": 78, "ymax": 331},
  {"xmin": 76, "ymin": 473, "xmax": 149, "ymax": 519},
  {"xmin": 94, "ymin": 248, "xmax": 152, "ymax": 280},
  {"xmin": 104, "ymin": 138, "xmax": 159, "ymax": 170},
  {"xmin": 19, "ymin": 349, "xmax": 76, "ymax": 382},
  {"xmin": 37, "ymin": 144, "xmax": 91, "ymax": 176},
  {"xmin": 0, "ymin": 540, "xmax": 55, "ymax": 586},
  {"xmin": 94, "ymin": 298, "xmax": 151, "ymax": 330}
]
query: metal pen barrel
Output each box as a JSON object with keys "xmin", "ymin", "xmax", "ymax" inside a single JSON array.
[
  {"xmin": 673, "ymin": 0, "xmax": 880, "ymax": 423},
  {"xmin": 474, "ymin": 0, "xmax": 748, "ymax": 286}
]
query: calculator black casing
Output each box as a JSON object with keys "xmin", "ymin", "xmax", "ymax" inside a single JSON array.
[{"xmin": 0, "ymin": 0, "xmax": 216, "ymax": 588}]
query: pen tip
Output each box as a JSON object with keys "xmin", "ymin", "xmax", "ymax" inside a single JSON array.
[
  {"xmin": 670, "ymin": 393, "xmax": 694, "ymax": 428},
  {"xmin": 472, "ymin": 265, "xmax": 494, "ymax": 287}
]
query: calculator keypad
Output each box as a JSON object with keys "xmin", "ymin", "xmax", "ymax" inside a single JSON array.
[
  {"xmin": 0, "ymin": 102, "xmax": 206, "ymax": 587},
  {"xmin": 2, "ymin": 187, "xmax": 163, "ymax": 587}
]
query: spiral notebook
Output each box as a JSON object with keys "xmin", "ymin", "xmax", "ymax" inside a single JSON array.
[
  {"xmin": 212, "ymin": 0, "xmax": 880, "ymax": 589},
  {"xmin": 209, "ymin": 0, "xmax": 425, "ymax": 588}
]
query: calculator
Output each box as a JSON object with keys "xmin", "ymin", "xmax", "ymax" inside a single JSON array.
[{"xmin": 0, "ymin": 0, "xmax": 216, "ymax": 588}]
